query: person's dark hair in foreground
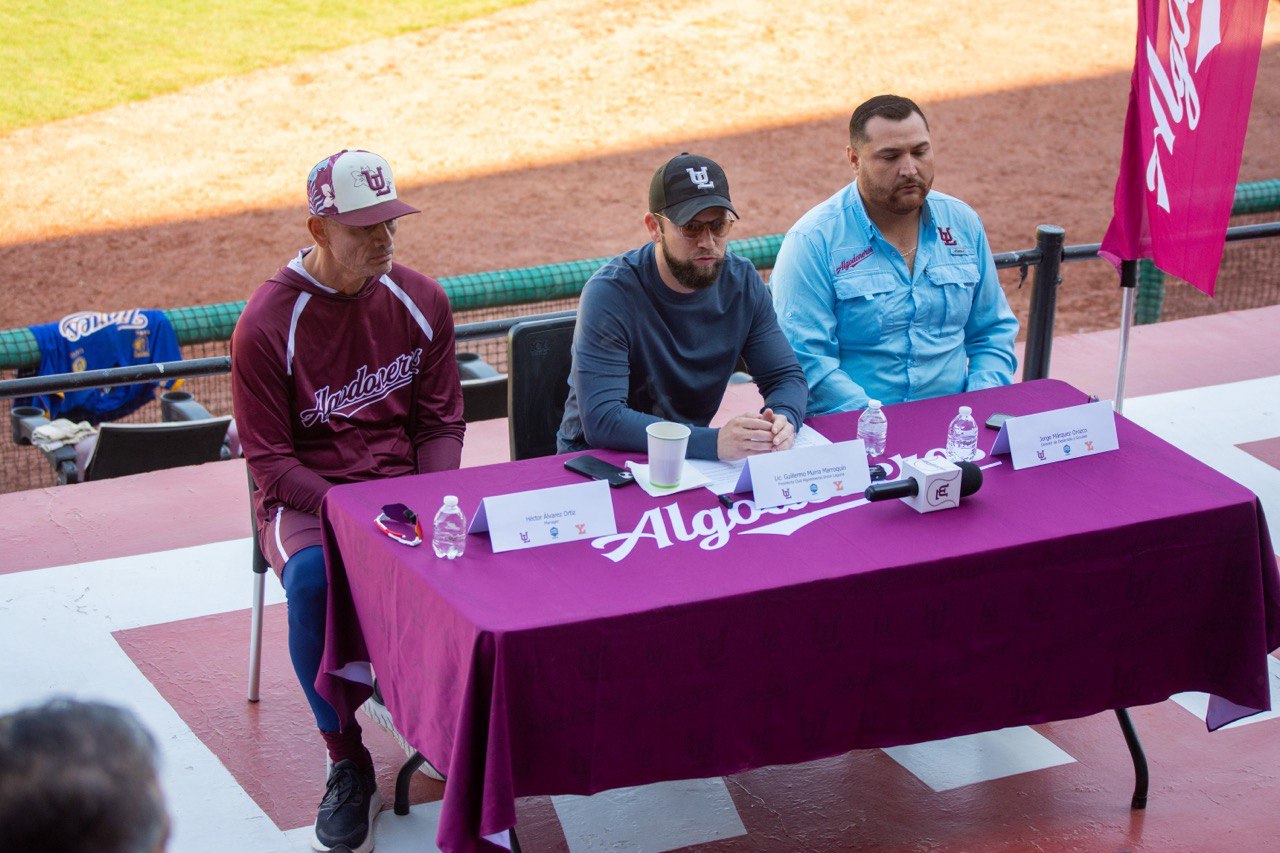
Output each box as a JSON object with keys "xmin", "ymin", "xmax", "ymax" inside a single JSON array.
[{"xmin": 0, "ymin": 698, "xmax": 168, "ymax": 853}]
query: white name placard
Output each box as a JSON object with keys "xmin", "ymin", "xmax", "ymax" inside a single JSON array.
[
  {"xmin": 733, "ymin": 440, "xmax": 871, "ymax": 508},
  {"xmin": 990, "ymin": 400, "xmax": 1119, "ymax": 470},
  {"xmin": 468, "ymin": 480, "xmax": 617, "ymax": 553}
]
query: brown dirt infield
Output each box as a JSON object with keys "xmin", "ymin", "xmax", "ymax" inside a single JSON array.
[{"xmin": 1, "ymin": 0, "xmax": 1278, "ymax": 337}]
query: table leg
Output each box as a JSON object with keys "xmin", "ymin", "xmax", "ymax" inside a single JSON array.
[
  {"xmin": 394, "ymin": 751, "xmax": 428, "ymax": 815},
  {"xmin": 391, "ymin": 761, "xmax": 522, "ymax": 851},
  {"xmin": 1114, "ymin": 708, "xmax": 1149, "ymax": 809}
]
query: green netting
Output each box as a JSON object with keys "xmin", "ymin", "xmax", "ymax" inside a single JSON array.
[
  {"xmin": 1135, "ymin": 179, "xmax": 1280, "ymax": 324},
  {"xmin": 0, "ymin": 328, "xmax": 38, "ymax": 370},
  {"xmin": 1135, "ymin": 259, "xmax": 1165, "ymax": 325},
  {"xmin": 0, "ymin": 234, "xmax": 790, "ymax": 370},
  {"xmin": 726, "ymin": 234, "xmax": 786, "ymax": 270},
  {"xmin": 168, "ymin": 300, "xmax": 247, "ymax": 346},
  {"xmin": 440, "ymin": 257, "xmax": 611, "ymax": 311},
  {"xmin": 439, "ymin": 234, "xmax": 783, "ymax": 310},
  {"xmin": 1234, "ymin": 180, "xmax": 1280, "ymax": 216},
  {"xmin": 1149, "ymin": 210, "xmax": 1280, "ymax": 323},
  {"xmin": 1, "ymin": 182, "xmax": 1274, "ymax": 368}
]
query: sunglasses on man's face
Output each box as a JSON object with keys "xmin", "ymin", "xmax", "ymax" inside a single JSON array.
[
  {"xmin": 657, "ymin": 213, "xmax": 736, "ymax": 240},
  {"xmin": 376, "ymin": 503, "xmax": 422, "ymax": 546}
]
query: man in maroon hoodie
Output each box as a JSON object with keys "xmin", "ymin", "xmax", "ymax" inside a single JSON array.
[{"xmin": 231, "ymin": 149, "xmax": 464, "ymax": 852}]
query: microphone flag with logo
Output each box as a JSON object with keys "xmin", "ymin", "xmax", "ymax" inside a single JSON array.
[
  {"xmin": 864, "ymin": 459, "xmax": 983, "ymax": 514},
  {"xmin": 1098, "ymin": 0, "xmax": 1269, "ymax": 295}
]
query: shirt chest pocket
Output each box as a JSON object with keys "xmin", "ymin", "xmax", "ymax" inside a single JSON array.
[
  {"xmin": 833, "ymin": 272, "xmax": 896, "ymax": 346},
  {"xmin": 925, "ymin": 263, "xmax": 979, "ymax": 332}
]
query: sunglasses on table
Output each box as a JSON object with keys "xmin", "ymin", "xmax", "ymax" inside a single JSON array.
[
  {"xmin": 376, "ymin": 503, "xmax": 422, "ymax": 546},
  {"xmin": 656, "ymin": 213, "xmax": 737, "ymax": 240}
]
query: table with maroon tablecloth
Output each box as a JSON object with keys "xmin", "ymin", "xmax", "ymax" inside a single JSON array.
[{"xmin": 317, "ymin": 379, "xmax": 1280, "ymax": 852}]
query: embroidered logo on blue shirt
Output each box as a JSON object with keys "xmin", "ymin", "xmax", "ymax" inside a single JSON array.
[
  {"xmin": 937, "ymin": 225, "xmax": 971, "ymax": 255},
  {"xmin": 834, "ymin": 247, "xmax": 873, "ymax": 275}
]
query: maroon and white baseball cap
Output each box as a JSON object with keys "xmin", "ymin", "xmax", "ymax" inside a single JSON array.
[{"xmin": 306, "ymin": 150, "xmax": 420, "ymax": 226}]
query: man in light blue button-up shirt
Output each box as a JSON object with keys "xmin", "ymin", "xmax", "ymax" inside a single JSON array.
[{"xmin": 772, "ymin": 94, "xmax": 1018, "ymax": 415}]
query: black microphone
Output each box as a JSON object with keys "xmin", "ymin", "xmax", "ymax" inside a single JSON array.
[{"xmin": 864, "ymin": 460, "xmax": 983, "ymax": 502}]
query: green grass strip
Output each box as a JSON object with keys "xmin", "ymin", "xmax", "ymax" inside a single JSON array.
[{"xmin": 0, "ymin": 0, "xmax": 532, "ymax": 135}]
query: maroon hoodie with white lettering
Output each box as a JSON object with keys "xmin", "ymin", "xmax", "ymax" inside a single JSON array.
[{"xmin": 231, "ymin": 251, "xmax": 465, "ymax": 532}]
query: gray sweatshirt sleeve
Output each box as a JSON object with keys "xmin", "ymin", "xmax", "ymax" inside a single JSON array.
[
  {"xmin": 573, "ymin": 278, "xmax": 721, "ymax": 459},
  {"xmin": 742, "ymin": 279, "xmax": 808, "ymax": 432}
]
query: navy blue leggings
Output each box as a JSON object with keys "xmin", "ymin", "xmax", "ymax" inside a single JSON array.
[{"xmin": 281, "ymin": 545, "xmax": 340, "ymax": 733}]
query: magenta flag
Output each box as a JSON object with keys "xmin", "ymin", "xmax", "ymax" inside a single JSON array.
[{"xmin": 1099, "ymin": 0, "xmax": 1269, "ymax": 295}]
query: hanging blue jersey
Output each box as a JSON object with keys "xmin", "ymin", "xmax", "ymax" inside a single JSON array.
[{"xmin": 19, "ymin": 310, "xmax": 182, "ymax": 423}]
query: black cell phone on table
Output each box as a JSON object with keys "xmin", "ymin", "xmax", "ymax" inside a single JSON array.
[
  {"xmin": 986, "ymin": 413, "xmax": 1012, "ymax": 430},
  {"xmin": 564, "ymin": 454, "xmax": 635, "ymax": 488}
]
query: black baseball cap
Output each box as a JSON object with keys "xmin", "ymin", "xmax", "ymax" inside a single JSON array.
[{"xmin": 648, "ymin": 153, "xmax": 737, "ymax": 226}]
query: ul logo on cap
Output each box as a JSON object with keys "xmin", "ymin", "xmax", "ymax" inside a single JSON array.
[
  {"xmin": 356, "ymin": 166, "xmax": 392, "ymax": 197},
  {"xmin": 686, "ymin": 167, "xmax": 714, "ymax": 190}
]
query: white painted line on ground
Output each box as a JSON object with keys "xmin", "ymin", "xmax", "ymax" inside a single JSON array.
[
  {"xmin": 283, "ymin": 801, "xmax": 445, "ymax": 851},
  {"xmin": 1124, "ymin": 376, "xmax": 1280, "ymax": 542},
  {"xmin": 0, "ymin": 538, "xmax": 293, "ymax": 853},
  {"xmin": 553, "ymin": 777, "xmax": 747, "ymax": 853},
  {"xmin": 882, "ymin": 726, "xmax": 1075, "ymax": 793},
  {"xmin": 369, "ymin": 802, "xmax": 446, "ymax": 852},
  {"xmin": 282, "ymin": 824, "xmax": 319, "ymax": 851}
]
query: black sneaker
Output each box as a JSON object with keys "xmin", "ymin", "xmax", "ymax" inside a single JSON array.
[{"xmin": 312, "ymin": 759, "xmax": 382, "ymax": 853}]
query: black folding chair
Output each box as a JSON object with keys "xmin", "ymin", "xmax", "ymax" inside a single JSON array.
[
  {"xmin": 458, "ymin": 351, "xmax": 508, "ymax": 422},
  {"xmin": 507, "ymin": 315, "xmax": 576, "ymax": 460},
  {"xmin": 79, "ymin": 417, "xmax": 231, "ymax": 481},
  {"xmin": 462, "ymin": 375, "xmax": 508, "ymax": 422},
  {"xmin": 246, "ymin": 471, "xmax": 271, "ymax": 703}
]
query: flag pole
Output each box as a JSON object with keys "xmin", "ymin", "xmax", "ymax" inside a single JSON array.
[{"xmin": 1114, "ymin": 260, "xmax": 1138, "ymax": 414}]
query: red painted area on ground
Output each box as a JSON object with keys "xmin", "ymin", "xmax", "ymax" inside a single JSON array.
[
  {"xmin": 1041, "ymin": 305, "xmax": 1280, "ymax": 400},
  {"xmin": 461, "ymin": 416, "xmax": 512, "ymax": 469},
  {"xmin": 114, "ymin": 604, "xmax": 442, "ymax": 833},
  {"xmin": 518, "ymin": 696, "xmax": 1280, "ymax": 851},
  {"xmin": 1239, "ymin": 436, "xmax": 1280, "ymax": 473},
  {"xmin": 113, "ymin": 593, "xmax": 1280, "ymax": 849},
  {"xmin": 702, "ymin": 702, "xmax": 1280, "ymax": 851},
  {"xmin": 0, "ymin": 458, "xmax": 251, "ymax": 574}
]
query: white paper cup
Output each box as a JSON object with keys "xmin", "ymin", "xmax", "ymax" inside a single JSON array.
[{"xmin": 646, "ymin": 421, "xmax": 691, "ymax": 488}]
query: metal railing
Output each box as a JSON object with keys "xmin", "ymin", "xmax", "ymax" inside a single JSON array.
[
  {"xmin": 1136, "ymin": 179, "xmax": 1280, "ymax": 323},
  {"xmin": 0, "ymin": 357, "xmax": 231, "ymax": 399},
  {"xmin": 0, "ymin": 234, "xmax": 787, "ymax": 373},
  {"xmin": 6, "ymin": 220, "xmax": 1280, "ymax": 402},
  {"xmin": 4, "ymin": 218, "xmax": 1280, "ymax": 497},
  {"xmin": 3, "ymin": 176, "xmax": 1277, "ymax": 373}
]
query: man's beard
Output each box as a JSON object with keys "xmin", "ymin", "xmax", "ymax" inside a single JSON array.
[
  {"xmin": 884, "ymin": 177, "xmax": 930, "ymax": 215},
  {"xmin": 661, "ymin": 238, "xmax": 724, "ymax": 291}
]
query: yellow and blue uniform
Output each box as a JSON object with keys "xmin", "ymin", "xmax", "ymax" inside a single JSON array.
[{"xmin": 20, "ymin": 310, "xmax": 180, "ymax": 422}]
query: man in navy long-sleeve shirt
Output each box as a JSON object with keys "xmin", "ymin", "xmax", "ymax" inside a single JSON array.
[{"xmin": 557, "ymin": 154, "xmax": 807, "ymax": 460}]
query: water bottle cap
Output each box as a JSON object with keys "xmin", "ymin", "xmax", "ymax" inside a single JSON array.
[
  {"xmin": 959, "ymin": 406, "xmax": 972, "ymax": 415},
  {"xmin": 443, "ymin": 495, "xmax": 458, "ymax": 507},
  {"xmin": 868, "ymin": 399, "xmax": 882, "ymax": 409}
]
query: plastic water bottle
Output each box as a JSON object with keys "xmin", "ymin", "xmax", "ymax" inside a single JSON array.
[
  {"xmin": 431, "ymin": 495, "xmax": 467, "ymax": 559},
  {"xmin": 946, "ymin": 406, "xmax": 979, "ymax": 462},
  {"xmin": 857, "ymin": 399, "xmax": 888, "ymax": 457}
]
